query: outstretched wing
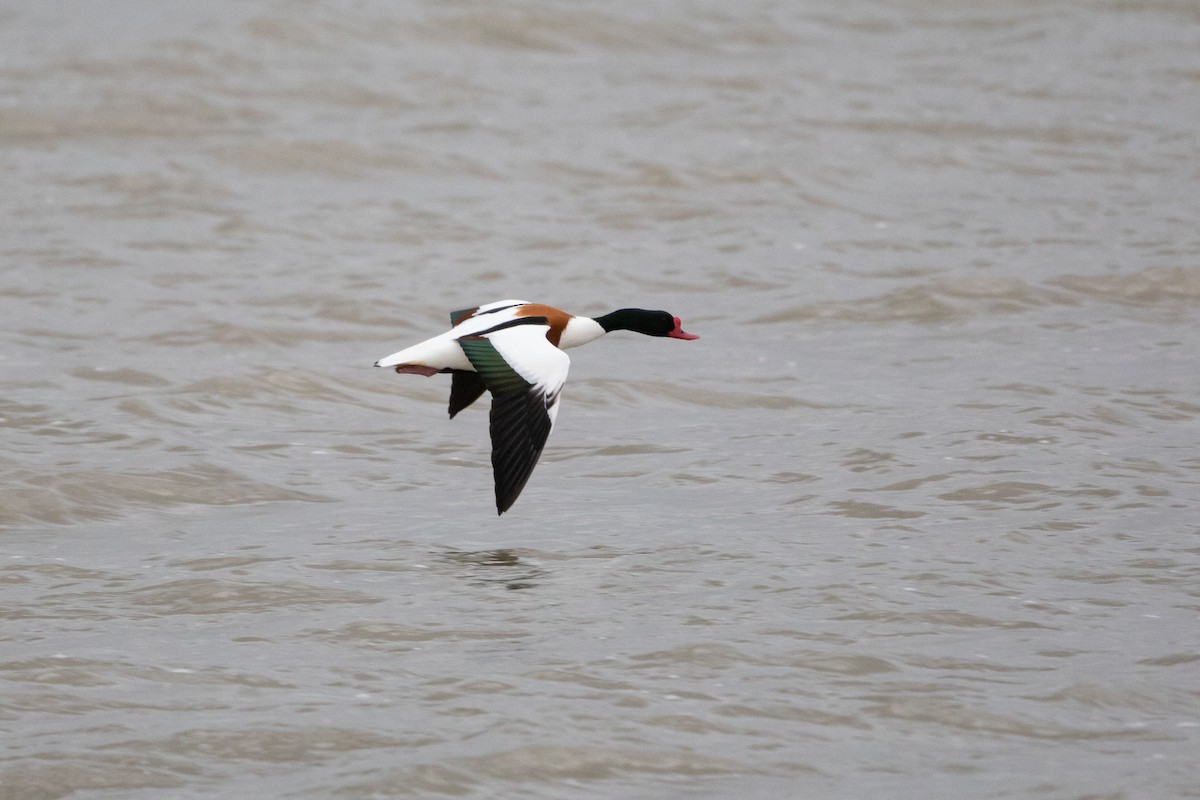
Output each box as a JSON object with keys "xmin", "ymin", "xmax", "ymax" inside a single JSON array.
[
  {"xmin": 449, "ymin": 299, "xmax": 531, "ymax": 329},
  {"xmin": 449, "ymin": 306, "xmax": 478, "ymax": 326},
  {"xmin": 458, "ymin": 323, "xmax": 569, "ymax": 514},
  {"xmin": 447, "ymin": 370, "xmax": 487, "ymax": 419}
]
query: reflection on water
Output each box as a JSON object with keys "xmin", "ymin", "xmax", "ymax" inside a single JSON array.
[
  {"xmin": 2, "ymin": 0, "xmax": 1200, "ymax": 798},
  {"xmin": 439, "ymin": 548, "xmax": 547, "ymax": 590}
]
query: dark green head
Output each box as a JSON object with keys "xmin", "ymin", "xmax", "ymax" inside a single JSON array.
[{"xmin": 594, "ymin": 309, "xmax": 699, "ymax": 339}]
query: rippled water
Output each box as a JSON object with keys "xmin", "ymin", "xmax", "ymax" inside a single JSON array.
[{"xmin": 3, "ymin": 1, "xmax": 1199, "ymax": 798}]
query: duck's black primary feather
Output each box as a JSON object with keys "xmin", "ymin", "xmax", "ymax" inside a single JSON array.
[
  {"xmin": 458, "ymin": 334, "xmax": 557, "ymax": 514},
  {"xmin": 448, "ymin": 371, "xmax": 486, "ymax": 419},
  {"xmin": 487, "ymin": 387, "xmax": 554, "ymax": 514}
]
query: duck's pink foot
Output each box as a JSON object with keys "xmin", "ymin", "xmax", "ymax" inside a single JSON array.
[{"xmin": 394, "ymin": 364, "xmax": 440, "ymax": 377}]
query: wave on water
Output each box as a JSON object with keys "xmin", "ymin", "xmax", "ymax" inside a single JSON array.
[
  {"xmin": 0, "ymin": 464, "xmax": 331, "ymax": 527},
  {"xmin": 753, "ymin": 266, "xmax": 1200, "ymax": 324}
]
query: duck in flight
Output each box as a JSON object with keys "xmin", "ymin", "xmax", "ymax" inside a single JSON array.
[{"xmin": 374, "ymin": 300, "xmax": 699, "ymax": 514}]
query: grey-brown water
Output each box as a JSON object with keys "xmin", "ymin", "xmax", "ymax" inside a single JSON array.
[{"xmin": 3, "ymin": 2, "xmax": 1199, "ymax": 798}]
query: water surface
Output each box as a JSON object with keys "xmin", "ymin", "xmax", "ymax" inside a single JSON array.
[{"xmin": 2, "ymin": 1, "xmax": 1199, "ymax": 798}]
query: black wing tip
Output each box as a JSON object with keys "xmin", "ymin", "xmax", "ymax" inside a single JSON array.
[{"xmin": 495, "ymin": 484, "xmax": 520, "ymax": 515}]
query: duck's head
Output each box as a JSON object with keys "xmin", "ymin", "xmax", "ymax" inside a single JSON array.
[{"xmin": 596, "ymin": 308, "xmax": 699, "ymax": 340}]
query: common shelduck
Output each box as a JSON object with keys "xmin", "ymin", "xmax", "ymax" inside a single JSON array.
[{"xmin": 374, "ymin": 300, "xmax": 699, "ymax": 514}]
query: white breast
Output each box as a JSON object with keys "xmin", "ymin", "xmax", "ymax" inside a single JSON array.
[{"xmin": 558, "ymin": 316, "xmax": 606, "ymax": 349}]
